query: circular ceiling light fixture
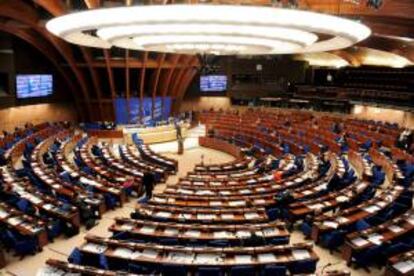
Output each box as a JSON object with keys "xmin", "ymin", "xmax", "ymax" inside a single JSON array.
[{"xmin": 46, "ymin": 4, "xmax": 371, "ymax": 55}]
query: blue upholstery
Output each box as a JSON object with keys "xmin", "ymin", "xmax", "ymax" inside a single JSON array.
[
  {"xmin": 355, "ymin": 219, "xmax": 370, "ymax": 232},
  {"xmin": 68, "ymin": 247, "xmax": 82, "ymax": 264},
  {"xmin": 16, "ymin": 199, "xmax": 30, "ymax": 213},
  {"xmin": 162, "ymin": 264, "xmax": 187, "ymax": 276},
  {"xmin": 230, "ymin": 265, "xmax": 256, "ymax": 276},
  {"xmin": 353, "ymin": 245, "xmax": 383, "ymax": 267},
  {"xmin": 289, "ymin": 260, "xmax": 316, "ymax": 274},
  {"xmin": 4, "ymin": 230, "xmax": 37, "ymax": 256},
  {"xmin": 320, "ymin": 230, "xmax": 345, "ymax": 251},
  {"xmin": 196, "ymin": 267, "xmax": 224, "ymax": 276},
  {"xmin": 300, "ymin": 221, "xmax": 313, "ymax": 238},
  {"xmin": 266, "ymin": 208, "xmax": 279, "ymax": 221},
  {"xmin": 261, "ymin": 265, "xmax": 287, "ymax": 276},
  {"xmin": 99, "ymin": 253, "xmax": 109, "ymax": 269}
]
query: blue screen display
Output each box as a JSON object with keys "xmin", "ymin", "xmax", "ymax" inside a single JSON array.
[
  {"xmin": 200, "ymin": 75, "xmax": 227, "ymax": 92},
  {"xmin": 16, "ymin": 74, "xmax": 53, "ymax": 99},
  {"xmin": 115, "ymin": 97, "xmax": 172, "ymax": 125}
]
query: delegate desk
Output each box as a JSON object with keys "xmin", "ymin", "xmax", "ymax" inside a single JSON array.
[
  {"xmin": 385, "ymin": 250, "xmax": 414, "ymax": 276},
  {"xmin": 109, "ymin": 217, "xmax": 289, "ymax": 245},
  {"xmin": 134, "ymin": 204, "xmax": 268, "ymax": 224},
  {"xmin": 342, "ymin": 210, "xmax": 414, "ymax": 265},
  {"xmin": 79, "ymin": 235, "xmax": 318, "ymax": 273},
  {"xmin": 0, "ymin": 203, "xmax": 48, "ymax": 250},
  {"xmin": 43, "ymin": 259, "xmax": 121, "ymax": 276}
]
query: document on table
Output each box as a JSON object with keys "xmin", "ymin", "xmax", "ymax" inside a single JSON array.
[
  {"xmin": 263, "ymin": 228, "xmax": 278, "ymax": 236},
  {"xmin": 363, "ymin": 205, "xmax": 381, "ymax": 213},
  {"xmin": 336, "ymin": 196, "xmax": 349, "ymax": 203},
  {"xmin": 234, "ymin": 255, "xmax": 253, "ymax": 264},
  {"xmin": 141, "ymin": 249, "xmax": 158, "ymax": 259},
  {"xmin": 184, "ymin": 230, "xmax": 201, "ymax": 237},
  {"xmin": 7, "ymin": 217, "xmax": 23, "ymax": 226},
  {"xmin": 213, "ymin": 231, "xmax": 232, "ymax": 239},
  {"xmin": 140, "ymin": 226, "xmax": 156, "ymax": 234},
  {"xmin": 388, "ymin": 225, "xmax": 404, "ymax": 233},
  {"xmin": 254, "ymin": 199, "xmax": 266, "ymax": 204},
  {"xmin": 164, "ymin": 228, "xmax": 179, "ymax": 236},
  {"xmin": 113, "ymin": 247, "xmax": 133, "ymax": 259},
  {"xmin": 120, "ymin": 223, "xmax": 134, "ymax": 231},
  {"xmin": 352, "ymin": 237, "xmax": 369, "ymax": 247},
  {"xmin": 195, "ymin": 253, "xmax": 222, "ymax": 264},
  {"xmin": 229, "ymin": 201, "xmax": 245, "ymax": 207},
  {"xmin": 393, "ymin": 260, "xmax": 414, "ymax": 274},
  {"xmin": 0, "ymin": 209, "xmax": 9, "ymax": 219},
  {"xmin": 258, "ymin": 253, "xmax": 276, "ymax": 262},
  {"xmin": 221, "ymin": 214, "xmax": 234, "ymax": 220},
  {"xmin": 245, "ymin": 213, "xmax": 260, "ymax": 219},
  {"xmin": 323, "ymin": 221, "xmax": 339, "ymax": 229},
  {"xmin": 236, "ymin": 230, "xmax": 251, "ymax": 238},
  {"xmin": 337, "ymin": 217, "xmax": 349, "ymax": 224},
  {"xmin": 309, "ymin": 203, "xmax": 324, "ymax": 210},
  {"xmin": 197, "ymin": 214, "xmax": 215, "ymax": 220},
  {"xmin": 292, "ymin": 249, "xmax": 310, "ymax": 260},
  {"xmin": 83, "ymin": 243, "xmax": 107, "ymax": 254},
  {"xmin": 155, "ymin": 211, "xmax": 171, "ymax": 218},
  {"xmin": 210, "ymin": 201, "xmax": 222, "ymax": 206},
  {"xmin": 167, "ymin": 252, "xmax": 194, "ymax": 264},
  {"xmin": 367, "ymin": 233, "xmax": 383, "ymax": 245}
]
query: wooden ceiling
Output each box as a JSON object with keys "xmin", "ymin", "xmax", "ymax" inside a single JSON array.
[{"xmin": 0, "ymin": 0, "xmax": 412, "ymax": 121}]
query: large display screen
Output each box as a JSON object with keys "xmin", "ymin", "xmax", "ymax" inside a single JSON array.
[
  {"xmin": 200, "ymin": 75, "xmax": 227, "ymax": 92},
  {"xmin": 16, "ymin": 74, "xmax": 53, "ymax": 99}
]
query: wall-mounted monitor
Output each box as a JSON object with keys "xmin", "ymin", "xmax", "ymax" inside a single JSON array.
[
  {"xmin": 200, "ymin": 75, "xmax": 227, "ymax": 92},
  {"xmin": 16, "ymin": 74, "xmax": 53, "ymax": 99}
]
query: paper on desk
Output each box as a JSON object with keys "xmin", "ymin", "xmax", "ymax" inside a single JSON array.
[
  {"xmin": 184, "ymin": 230, "xmax": 201, "ymax": 237},
  {"xmin": 388, "ymin": 225, "xmax": 404, "ymax": 233},
  {"xmin": 363, "ymin": 205, "xmax": 381, "ymax": 213},
  {"xmin": 113, "ymin": 247, "xmax": 133, "ymax": 259},
  {"xmin": 292, "ymin": 249, "xmax": 310, "ymax": 260},
  {"xmin": 367, "ymin": 233, "xmax": 383, "ymax": 245},
  {"xmin": 258, "ymin": 253, "xmax": 276, "ymax": 262},
  {"xmin": 323, "ymin": 221, "xmax": 339, "ymax": 229},
  {"xmin": 234, "ymin": 255, "xmax": 253, "ymax": 264},
  {"xmin": 195, "ymin": 253, "xmax": 222, "ymax": 264},
  {"xmin": 245, "ymin": 213, "xmax": 260, "ymax": 219},
  {"xmin": 393, "ymin": 260, "xmax": 414, "ymax": 274},
  {"xmin": 221, "ymin": 214, "xmax": 235, "ymax": 220},
  {"xmin": 83, "ymin": 243, "xmax": 107, "ymax": 254},
  {"xmin": 140, "ymin": 226, "xmax": 156, "ymax": 234},
  {"xmin": 351, "ymin": 237, "xmax": 369, "ymax": 247},
  {"xmin": 155, "ymin": 211, "xmax": 171, "ymax": 218}
]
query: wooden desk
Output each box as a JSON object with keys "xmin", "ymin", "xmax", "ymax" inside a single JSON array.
[{"xmin": 385, "ymin": 250, "xmax": 414, "ymax": 276}]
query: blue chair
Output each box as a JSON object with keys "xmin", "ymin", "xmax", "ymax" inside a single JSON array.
[
  {"xmin": 162, "ymin": 264, "xmax": 187, "ymax": 276},
  {"xmin": 266, "ymin": 208, "xmax": 279, "ymax": 221},
  {"xmin": 68, "ymin": 247, "xmax": 82, "ymax": 264},
  {"xmin": 355, "ymin": 219, "xmax": 370, "ymax": 232},
  {"xmin": 104, "ymin": 194, "xmax": 118, "ymax": 209},
  {"xmin": 196, "ymin": 267, "xmax": 224, "ymax": 276},
  {"xmin": 289, "ymin": 260, "xmax": 316, "ymax": 274},
  {"xmin": 208, "ymin": 240, "xmax": 229, "ymax": 247},
  {"xmin": 230, "ymin": 265, "xmax": 256, "ymax": 276},
  {"xmin": 5, "ymin": 230, "xmax": 37, "ymax": 257},
  {"xmin": 320, "ymin": 230, "xmax": 345, "ymax": 252},
  {"xmin": 300, "ymin": 221, "xmax": 313, "ymax": 238},
  {"xmin": 161, "ymin": 238, "xmax": 179, "ymax": 245},
  {"xmin": 353, "ymin": 245, "xmax": 384, "ymax": 268},
  {"xmin": 16, "ymin": 199, "xmax": 30, "ymax": 213},
  {"xmin": 99, "ymin": 253, "xmax": 109, "ymax": 269},
  {"xmin": 261, "ymin": 265, "xmax": 287, "ymax": 276},
  {"xmin": 128, "ymin": 263, "xmax": 152, "ymax": 274}
]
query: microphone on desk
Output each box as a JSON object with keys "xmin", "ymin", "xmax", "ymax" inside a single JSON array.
[{"xmin": 320, "ymin": 262, "xmax": 332, "ymax": 275}]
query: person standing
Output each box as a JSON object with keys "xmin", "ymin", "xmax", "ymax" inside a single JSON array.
[{"xmin": 143, "ymin": 172, "xmax": 155, "ymax": 199}]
